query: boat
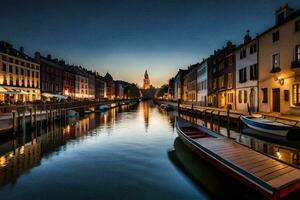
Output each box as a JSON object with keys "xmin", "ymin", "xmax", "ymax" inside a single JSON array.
[
  {"xmin": 160, "ymin": 104, "xmax": 173, "ymax": 111},
  {"xmin": 176, "ymin": 117, "xmax": 300, "ymax": 200},
  {"xmin": 240, "ymin": 115, "xmax": 300, "ymax": 137},
  {"xmin": 97, "ymin": 105, "xmax": 109, "ymax": 112}
]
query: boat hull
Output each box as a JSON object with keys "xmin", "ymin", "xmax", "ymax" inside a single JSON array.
[{"xmin": 241, "ymin": 116, "xmax": 289, "ymax": 137}]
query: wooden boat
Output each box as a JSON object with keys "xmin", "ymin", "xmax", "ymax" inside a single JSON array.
[
  {"xmin": 160, "ymin": 104, "xmax": 173, "ymax": 111},
  {"xmin": 240, "ymin": 115, "xmax": 299, "ymax": 137},
  {"xmin": 176, "ymin": 117, "xmax": 300, "ymax": 200}
]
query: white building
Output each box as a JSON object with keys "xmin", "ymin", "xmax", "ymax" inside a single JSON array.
[
  {"xmin": 235, "ymin": 32, "xmax": 258, "ymax": 112},
  {"xmin": 196, "ymin": 59, "xmax": 208, "ymax": 106}
]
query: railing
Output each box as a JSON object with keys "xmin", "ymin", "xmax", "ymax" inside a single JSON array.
[{"xmin": 0, "ymin": 98, "xmax": 139, "ymax": 114}]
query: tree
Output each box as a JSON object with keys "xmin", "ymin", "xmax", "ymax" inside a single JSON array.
[{"xmin": 155, "ymin": 84, "xmax": 168, "ymax": 98}]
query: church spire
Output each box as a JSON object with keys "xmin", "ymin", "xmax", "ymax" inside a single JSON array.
[{"xmin": 143, "ymin": 69, "xmax": 150, "ymax": 89}]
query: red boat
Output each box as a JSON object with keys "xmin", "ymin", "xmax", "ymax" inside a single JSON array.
[{"xmin": 176, "ymin": 117, "xmax": 300, "ymax": 200}]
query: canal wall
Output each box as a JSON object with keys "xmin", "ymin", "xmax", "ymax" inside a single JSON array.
[{"xmin": 0, "ymin": 99, "xmax": 140, "ymax": 134}]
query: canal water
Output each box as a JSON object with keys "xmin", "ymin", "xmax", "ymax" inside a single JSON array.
[{"xmin": 0, "ymin": 101, "xmax": 299, "ymax": 199}]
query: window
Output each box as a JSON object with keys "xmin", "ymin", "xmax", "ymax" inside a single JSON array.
[
  {"xmin": 219, "ymin": 75, "xmax": 224, "ymax": 88},
  {"xmin": 250, "ymin": 64, "xmax": 258, "ymax": 80},
  {"xmin": 2, "ymin": 63, "xmax": 6, "ymax": 72},
  {"xmin": 295, "ymin": 20, "xmax": 300, "ymax": 32},
  {"xmin": 9, "ymin": 65, "xmax": 13, "ymax": 73},
  {"xmin": 15, "ymin": 66, "xmax": 18, "ymax": 75},
  {"xmin": 21, "ymin": 62, "xmax": 24, "ymax": 66},
  {"xmin": 296, "ymin": 45, "xmax": 300, "ymax": 61},
  {"xmin": 240, "ymin": 49, "xmax": 246, "ymax": 59},
  {"xmin": 238, "ymin": 90, "xmax": 242, "ymax": 103},
  {"xmin": 213, "ymin": 79, "xmax": 217, "ymax": 89},
  {"xmin": 262, "ymin": 88, "xmax": 268, "ymax": 103},
  {"xmin": 293, "ymin": 84, "xmax": 300, "ymax": 105},
  {"xmin": 9, "ymin": 57, "xmax": 13, "ymax": 63},
  {"xmin": 228, "ymin": 73, "xmax": 233, "ymax": 88},
  {"xmin": 273, "ymin": 54, "xmax": 280, "ymax": 68},
  {"xmin": 9, "ymin": 77, "xmax": 13, "ymax": 85},
  {"xmin": 21, "ymin": 68, "xmax": 24, "ymax": 75},
  {"xmin": 250, "ymin": 44, "xmax": 257, "ymax": 54},
  {"xmin": 272, "ymin": 31, "xmax": 279, "ymax": 42},
  {"xmin": 244, "ymin": 90, "xmax": 247, "ymax": 103},
  {"xmin": 36, "ymin": 72, "xmax": 39, "ymax": 78},
  {"xmin": 277, "ymin": 12, "xmax": 285, "ymax": 24},
  {"xmin": 239, "ymin": 68, "xmax": 247, "ymax": 83},
  {"xmin": 15, "ymin": 59, "xmax": 19, "ymax": 65},
  {"xmin": 27, "ymin": 70, "xmax": 30, "ymax": 77},
  {"xmin": 2, "ymin": 55, "xmax": 7, "ymax": 61}
]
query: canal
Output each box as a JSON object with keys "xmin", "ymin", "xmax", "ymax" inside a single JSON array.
[{"xmin": 0, "ymin": 101, "xmax": 299, "ymax": 199}]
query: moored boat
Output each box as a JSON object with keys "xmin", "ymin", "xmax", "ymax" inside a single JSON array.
[
  {"xmin": 160, "ymin": 104, "xmax": 173, "ymax": 111},
  {"xmin": 240, "ymin": 115, "xmax": 300, "ymax": 138},
  {"xmin": 176, "ymin": 117, "xmax": 300, "ymax": 200},
  {"xmin": 97, "ymin": 105, "xmax": 109, "ymax": 112}
]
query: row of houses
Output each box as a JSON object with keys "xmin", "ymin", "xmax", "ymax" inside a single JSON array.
[
  {"xmin": 169, "ymin": 4, "xmax": 300, "ymax": 115},
  {"xmin": 0, "ymin": 41, "xmax": 130, "ymax": 104}
]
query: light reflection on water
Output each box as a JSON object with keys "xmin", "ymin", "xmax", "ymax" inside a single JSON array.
[
  {"xmin": 0, "ymin": 101, "xmax": 208, "ymax": 200},
  {"xmin": 0, "ymin": 101, "xmax": 300, "ymax": 200}
]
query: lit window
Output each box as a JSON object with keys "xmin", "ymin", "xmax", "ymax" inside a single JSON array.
[
  {"xmin": 273, "ymin": 54, "xmax": 280, "ymax": 68},
  {"xmin": 293, "ymin": 84, "xmax": 300, "ymax": 106}
]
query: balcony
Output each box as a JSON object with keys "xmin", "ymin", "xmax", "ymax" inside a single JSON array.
[{"xmin": 291, "ymin": 60, "xmax": 300, "ymax": 69}]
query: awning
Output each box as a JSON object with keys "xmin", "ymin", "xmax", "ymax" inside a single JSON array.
[
  {"xmin": 42, "ymin": 93, "xmax": 68, "ymax": 100},
  {"xmin": 0, "ymin": 87, "xmax": 29, "ymax": 95}
]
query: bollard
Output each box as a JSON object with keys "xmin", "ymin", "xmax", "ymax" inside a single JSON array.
[{"xmin": 227, "ymin": 105, "xmax": 230, "ymax": 138}]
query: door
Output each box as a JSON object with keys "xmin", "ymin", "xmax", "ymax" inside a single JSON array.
[
  {"xmin": 250, "ymin": 88, "xmax": 255, "ymax": 112},
  {"xmin": 272, "ymin": 88, "xmax": 280, "ymax": 112}
]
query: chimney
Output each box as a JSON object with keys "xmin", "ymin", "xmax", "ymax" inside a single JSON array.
[
  {"xmin": 19, "ymin": 46, "xmax": 24, "ymax": 53},
  {"xmin": 243, "ymin": 30, "xmax": 252, "ymax": 44},
  {"xmin": 275, "ymin": 4, "xmax": 294, "ymax": 25},
  {"xmin": 34, "ymin": 52, "xmax": 41, "ymax": 59},
  {"xmin": 47, "ymin": 54, "xmax": 52, "ymax": 60}
]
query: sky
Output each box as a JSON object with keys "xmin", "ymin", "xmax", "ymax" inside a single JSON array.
[{"xmin": 0, "ymin": 0, "xmax": 300, "ymax": 87}]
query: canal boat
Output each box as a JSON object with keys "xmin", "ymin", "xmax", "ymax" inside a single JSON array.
[
  {"xmin": 97, "ymin": 105, "xmax": 109, "ymax": 112},
  {"xmin": 176, "ymin": 117, "xmax": 300, "ymax": 200},
  {"xmin": 240, "ymin": 115, "xmax": 299, "ymax": 137},
  {"xmin": 160, "ymin": 104, "xmax": 173, "ymax": 111}
]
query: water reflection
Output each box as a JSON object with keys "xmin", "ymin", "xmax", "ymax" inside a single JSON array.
[{"xmin": 0, "ymin": 104, "xmax": 135, "ymax": 188}]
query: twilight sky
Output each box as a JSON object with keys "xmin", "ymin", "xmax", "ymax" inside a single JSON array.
[{"xmin": 0, "ymin": 0, "xmax": 299, "ymax": 87}]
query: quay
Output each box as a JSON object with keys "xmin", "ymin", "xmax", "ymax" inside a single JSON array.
[
  {"xmin": 0, "ymin": 99, "xmax": 139, "ymax": 134},
  {"xmin": 155, "ymin": 100, "xmax": 300, "ymax": 133}
]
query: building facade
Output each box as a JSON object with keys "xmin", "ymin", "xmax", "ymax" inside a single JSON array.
[
  {"xmin": 0, "ymin": 41, "xmax": 40, "ymax": 103},
  {"xmin": 63, "ymin": 65, "xmax": 75, "ymax": 99},
  {"xmin": 208, "ymin": 41, "xmax": 236, "ymax": 109},
  {"xmin": 197, "ymin": 59, "xmax": 208, "ymax": 106},
  {"xmin": 35, "ymin": 53, "xmax": 64, "ymax": 99},
  {"xmin": 235, "ymin": 33, "xmax": 258, "ymax": 112},
  {"xmin": 87, "ymin": 71, "xmax": 95, "ymax": 100},
  {"xmin": 95, "ymin": 74, "xmax": 107, "ymax": 99},
  {"xmin": 258, "ymin": 5, "xmax": 300, "ymax": 114},
  {"xmin": 185, "ymin": 64, "xmax": 199, "ymax": 102},
  {"xmin": 105, "ymin": 73, "xmax": 115, "ymax": 99},
  {"xmin": 73, "ymin": 66, "xmax": 89, "ymax": 99}
]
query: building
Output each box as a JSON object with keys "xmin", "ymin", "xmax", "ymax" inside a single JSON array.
[
  {"xmin": 34, "ymin": 53, "xmax": 64, "ymax": 100},
  {"xmin": 87, "ymin": 71, "xmax": 95, "ymax": 100},
  {"xmin": 197, "ymin": 59, "xmax": 208, "ymax": 106},
  {"xmin": 208, "ymin": 41, "xmax": 236, "ymax": 109},
  {"xmin": 258, "ymin": 4, "xmax": 300, "ymax": 114},
  {"xmin": 143, "ymin": 70, "xmax": 150, "ymax": 89},
  {"xmin": 235, "ymin": 31, "xmax": 258, "ymax": 112},
  {"xmin": 185, "ymin": 64, "xmax": 199, "ymax": 102},
  {"xmin": 72, "ymin": 66, "xmax": 89, "ymax": 99},
  {"xmin": 105, "ymin": 72, "xmax": 115, "ymax": 99},
  {"xmin": 0, "ymin": 41, "xmax": 40, "ymax": 103},
  {"xmin": 115, "ymin": 80, "xmax": 130, "ymax": 99},
  {"xmin": 62, "ymin": 64, "xmax": 75, "ymax": 99},
  {"xmin": 95, "ymin": 73, "xmax": 107, "ymax": 99},
  {"xmin": 174, "ymin": 69, "xmax": 188, "ymax": 101},
  {"xmin": 168, "ymin": 77, "xmax": 175, "ymax": 99}
]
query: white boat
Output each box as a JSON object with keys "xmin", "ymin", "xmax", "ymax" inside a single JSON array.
[{"xmin": 240, "ymin": 115, "xmax": 298, "ymax": 137}]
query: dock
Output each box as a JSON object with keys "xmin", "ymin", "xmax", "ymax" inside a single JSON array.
[{"xmin": 195, "ymin": 137, "xmax": 300, "ymax": 199}]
